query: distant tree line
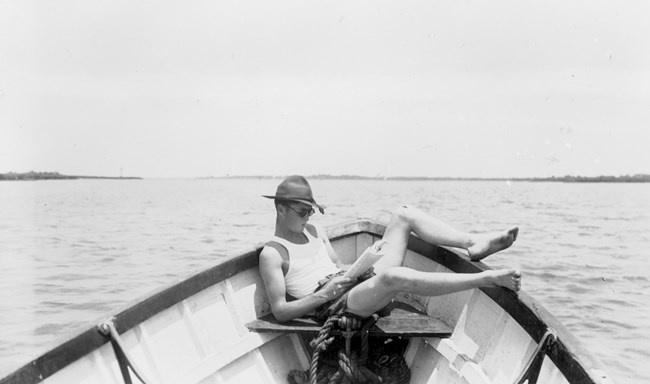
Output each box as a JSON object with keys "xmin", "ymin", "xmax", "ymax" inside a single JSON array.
[
  {"xmin": 8, "ymin": 171, "xmax": 646, "ymax": 182},
  {"xmin": 0, "ymin": 171, "xmax": 77, "ymax": 180},
  {"xmin": 0, "ymin": 171, "xmax": 141, "ymax": 180},
  {"xmin": 528, "ymin": 174, "xmax": 650, "ymax": 183},
  {"xmin": 307, "ymin": 174, "xmax": 650, "ymax": 182},
  {"xmin": 214, "ymin": 174, "xmax": 650, "ymax": 183}
]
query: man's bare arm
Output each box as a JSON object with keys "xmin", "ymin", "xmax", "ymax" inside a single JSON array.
[
  {"xmin": 259, "ymin": 246, "xmax": 349, "ymax": 322},
  {"xmin": 311, "ymin": 223, "xmax": 348, "ymax": 268}
]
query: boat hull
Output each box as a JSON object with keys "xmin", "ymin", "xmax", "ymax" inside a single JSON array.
[{"xmin": 0, "ymin": 220, "xmax": 612, "ymax": 384}]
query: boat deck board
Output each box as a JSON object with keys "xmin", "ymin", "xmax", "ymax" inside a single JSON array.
[{"xmin": 246, "ymin": 302, "xmax": 452, "ymax": 338}]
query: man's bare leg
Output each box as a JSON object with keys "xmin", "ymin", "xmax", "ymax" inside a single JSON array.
[
  {"xmin": 374, "ymin": 205, "xmax": 518, "ymax": 272},
  {"xmin": 467, "ymin": 228, "xmax": 519, "ymax": 261},
  {"xmin": 346, "ymin": 267, "xmax": 522, "ymax": 318}
]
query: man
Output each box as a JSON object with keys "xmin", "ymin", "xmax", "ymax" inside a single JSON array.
[{"xmin": 259, "ymin": 175, "xmax": 521, "ymax": 323}]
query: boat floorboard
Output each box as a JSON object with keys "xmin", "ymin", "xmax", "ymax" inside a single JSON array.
[{"xmin": 246, "ymin": 302, "xmax": 453, "ymax": 338}]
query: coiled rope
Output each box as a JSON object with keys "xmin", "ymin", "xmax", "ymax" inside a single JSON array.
[
  {"xmin": 309, "ymin": 315, "xmax": 342, "ymax": 384},
  {"xmin": 288, "ymin": 313, "xmax": 410, "ymax": 384}
]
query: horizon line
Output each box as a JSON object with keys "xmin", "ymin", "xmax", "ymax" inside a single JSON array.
[
  {"xmin": 2, "ymin": 171, "xmax": 650, "ymax": 182},
  {"xmin": 197, "ymin": 173, "xmax": 650, "ymax": 182}
]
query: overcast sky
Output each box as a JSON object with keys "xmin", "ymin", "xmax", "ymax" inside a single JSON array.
[{"xmin": 1, "ymin": 0, "xmax": 649, "ymax": 178}]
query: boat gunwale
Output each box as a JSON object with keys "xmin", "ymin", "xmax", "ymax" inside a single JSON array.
[{"xmin": 1, "ymin": 219, "xmax": 607, "ymax": 384}]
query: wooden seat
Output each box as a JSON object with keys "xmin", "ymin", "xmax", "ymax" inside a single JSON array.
[{"xmin": 246, "ymin": 301, "xmax": 452, "ymax": 338}]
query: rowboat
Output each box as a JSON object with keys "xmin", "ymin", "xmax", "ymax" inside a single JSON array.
[{"xmin": 1, "ymin": 219, "xmax": 613, "ymax": 384}]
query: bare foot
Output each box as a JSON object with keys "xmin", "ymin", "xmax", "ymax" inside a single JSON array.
[
  {"xmin": 486, "ymin": 269, "xmax": 522, "ymax": 292},
  {"xmin": 467, "ymin": 227, "xmax": 518, "ymax": 261}
]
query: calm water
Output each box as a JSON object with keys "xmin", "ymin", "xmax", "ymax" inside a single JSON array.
[{"xmin": 1, "ymin": 179, "xmax": 649, "ymax": 383}]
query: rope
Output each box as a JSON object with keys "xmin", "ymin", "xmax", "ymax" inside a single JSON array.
[
  {"xmin": 359, "ymin": 314, "xmax": 379, "ymax": 366},
  {"xmin": 301, "ymin": 312, "xmax": 409, "ymax": 384},
  {"xmin": 309, "ymin": 315, "xmax": 341, "ymax": 384},
  {"xmin": 337, "ymin": 350, "xmax": 382, "ymax": 384},
  {"xmin": 513, "ymin": 329, "xmax": 557, "ymax": 384},
  {"xmin": 98, "ymin": 320, "xmax": 152, "ymax": 384}
]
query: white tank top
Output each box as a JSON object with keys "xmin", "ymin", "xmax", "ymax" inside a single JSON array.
[{"xmin": 269, "ymin": 229, "xmax": 339, "ymax": 299}]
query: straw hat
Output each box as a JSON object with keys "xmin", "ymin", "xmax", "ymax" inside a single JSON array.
[{"xmin": 262, "ymin": 175, "xmax": 325, "ymax": 214}]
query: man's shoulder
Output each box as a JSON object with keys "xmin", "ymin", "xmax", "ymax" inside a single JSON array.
[
  {"xmin": 305, "ymin": 223, "xmax": 322, "ymax": 238},
  {"xmin": 262, "ymin": 241, "xmax": 289, "ymax": 262}
]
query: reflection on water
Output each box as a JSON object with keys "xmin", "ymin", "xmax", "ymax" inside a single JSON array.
[{"xmin": 1, "ymin": 179, "xmax": 649, "ymax": 383}]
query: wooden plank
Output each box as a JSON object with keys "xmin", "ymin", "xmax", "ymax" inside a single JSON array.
[
  {"xmin": 373, "ymin": 305, "xmax": 453, "ymax": 337},
  {"xmin": 246, "ymin": 302, "xmax": 452, "ymax": 338}
]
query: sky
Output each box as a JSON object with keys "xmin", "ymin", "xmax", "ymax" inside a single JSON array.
[{"xmin": 1, "ymin": 0, "xmax": 649, "ymax": 178}]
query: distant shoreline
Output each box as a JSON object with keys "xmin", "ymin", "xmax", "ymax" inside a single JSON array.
[
  {"xmin": 0, "ymin": 172, "xmax": 142, "ymax": 181},
  {"xmin": 3, "ymin": 172, "xmax": 648, "ymax": 183},
  {"xmin": 202, "ymin": 174, "xmax": 650, "ymax": 183}
]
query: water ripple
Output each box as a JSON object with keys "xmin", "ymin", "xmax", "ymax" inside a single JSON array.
[{"xmin": 1, "ymin": 179, "xmax": 649, "ymax": 383}]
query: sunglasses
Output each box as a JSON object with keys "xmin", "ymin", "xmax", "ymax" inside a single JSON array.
[{"xmin": 285, "ymin": 204, "xmax": 315, "ymax": 218}]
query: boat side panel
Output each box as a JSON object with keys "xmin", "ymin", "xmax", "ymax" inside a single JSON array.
[
  {"xmin": 111, "ymin": 250, "xmax": 259, "ymax": 335},
  {"xmin": 406, "ymin": 338, "xmax": 467, "ymax": 384},
  {"xmin": 459, "ymin": 290, "xmax": 537, "ymax": 383},
  {"xmin": 256, "ymin": 335, "xmax": 310, "ymax": 382},
  {"xmin": 479, "ymin": 306, "xmax": 536, "ymax": 383},
  {"xmin": 175, "ymin": 267, "xmax": 308, "ymax": 384},
  {"xmin": 400, "ymin": 232, "xmax": 608, "ymax": 384},
  {"xmin": 197, "ymin": 375, "xmax": 221, "ymax": 384},
  {"xmin": 407, "ymin": 285, "xmax": 575, "ymax": 384},
  {"xmin": 538, "ymin": 356, "xmax": 571, "ymax": 384},
  {"xmin": 111, "ymin": 282, "xmax": 232, "ymax": 382},
  {"xmin": 214, "ymin": 352, "xmax": 274, "ymax": 383},
  {"xmin": 227, "ymin": 268, "xmax": 272, "ymax": 323},
  {"xmin": 186, "ymin": 284, "xmax": 239, "ymax": 356},
  {"xmin": 47, "ymin": 265, "xmax": 302, "ymax": 384},
  {"xmin": 132, "ymin": 301, "xmax": 203, "ymax": 379},
  {"xmin": 330, "ymin": 233, "xmax": 359, "ymax": 265},
  {"xmin": 454, "ymin": 290, "xmax": 511, "ymax": 362},
  {"xmin": 355, "ymin": 233, "xmax": 375, "ymax": 262},
  {"xmin": 400, "ymin": 249, "xmax": 473, "ymax": 326},
  {"xmin": 397, "ymin": 248, "xmax": 572, "ymax": 384},
  {"xmin": 42, "ymin": 343, "xmax": 121, "ymax": 384},
  {"xmin": 101, "ymin": 281, "xmax": 238, "ymax": 383}
]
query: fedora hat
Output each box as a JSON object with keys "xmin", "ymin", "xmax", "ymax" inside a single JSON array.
[{"xmin": 262, "ymin": 175, "xmax": 325, "ymax": 214}]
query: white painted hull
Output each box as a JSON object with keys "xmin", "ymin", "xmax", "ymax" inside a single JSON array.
[{"xmin": 1, "ymin": 220, "xmax": 613, "ymax": 384}]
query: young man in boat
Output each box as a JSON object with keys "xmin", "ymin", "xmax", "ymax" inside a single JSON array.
[{"xmin": 259, "ymin": 175, "xmax": 521, "ymax": 323}]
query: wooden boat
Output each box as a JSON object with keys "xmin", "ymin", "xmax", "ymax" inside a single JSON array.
[{"xmin": 1, "ymin": 219, "xmax": 613, "ymax": 384}]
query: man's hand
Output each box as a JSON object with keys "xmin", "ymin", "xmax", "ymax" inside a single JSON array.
[
  {"xmin": 357, "ymin": 266, "xmax": 375, "ymax": 282},
  {"xmin": 314, "ymin": 276, "xmax": 356, "ymax": 302}
]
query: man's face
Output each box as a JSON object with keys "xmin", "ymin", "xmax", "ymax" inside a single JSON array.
[{"xmin": 283, "ymin": 202, "xmax": 314, "ymax": 230}]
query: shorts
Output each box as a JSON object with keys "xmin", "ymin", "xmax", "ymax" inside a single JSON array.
[{"xmin": 312, "ymin": 269, "xmax": 375, "ymax": 321}]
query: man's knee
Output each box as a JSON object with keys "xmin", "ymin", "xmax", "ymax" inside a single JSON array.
[
  {"xmin": 377, "ymin": 267, "xmax": 410, "ymax": 292},
  {"xmin": 394, "ymin": 204, "xmax": 410, "ymax": 219},
  {"xmin": 392, "ymin": 204, "xmax": 418, "ymax": 225}
]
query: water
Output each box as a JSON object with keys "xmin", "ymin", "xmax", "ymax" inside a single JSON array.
[{"xmin": 1, "ymin": 179, "xmax": 648, "ymax": 383}]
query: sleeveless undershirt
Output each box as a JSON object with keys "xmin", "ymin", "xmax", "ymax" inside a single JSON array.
[{"xmin": 269, "ymin": 229, "xmax": 339, "ymax": 299}]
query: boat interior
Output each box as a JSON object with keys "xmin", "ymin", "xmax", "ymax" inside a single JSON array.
[{"xmin": 5, "ymin": 220, "xmax": 610, "ymax": 384}]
